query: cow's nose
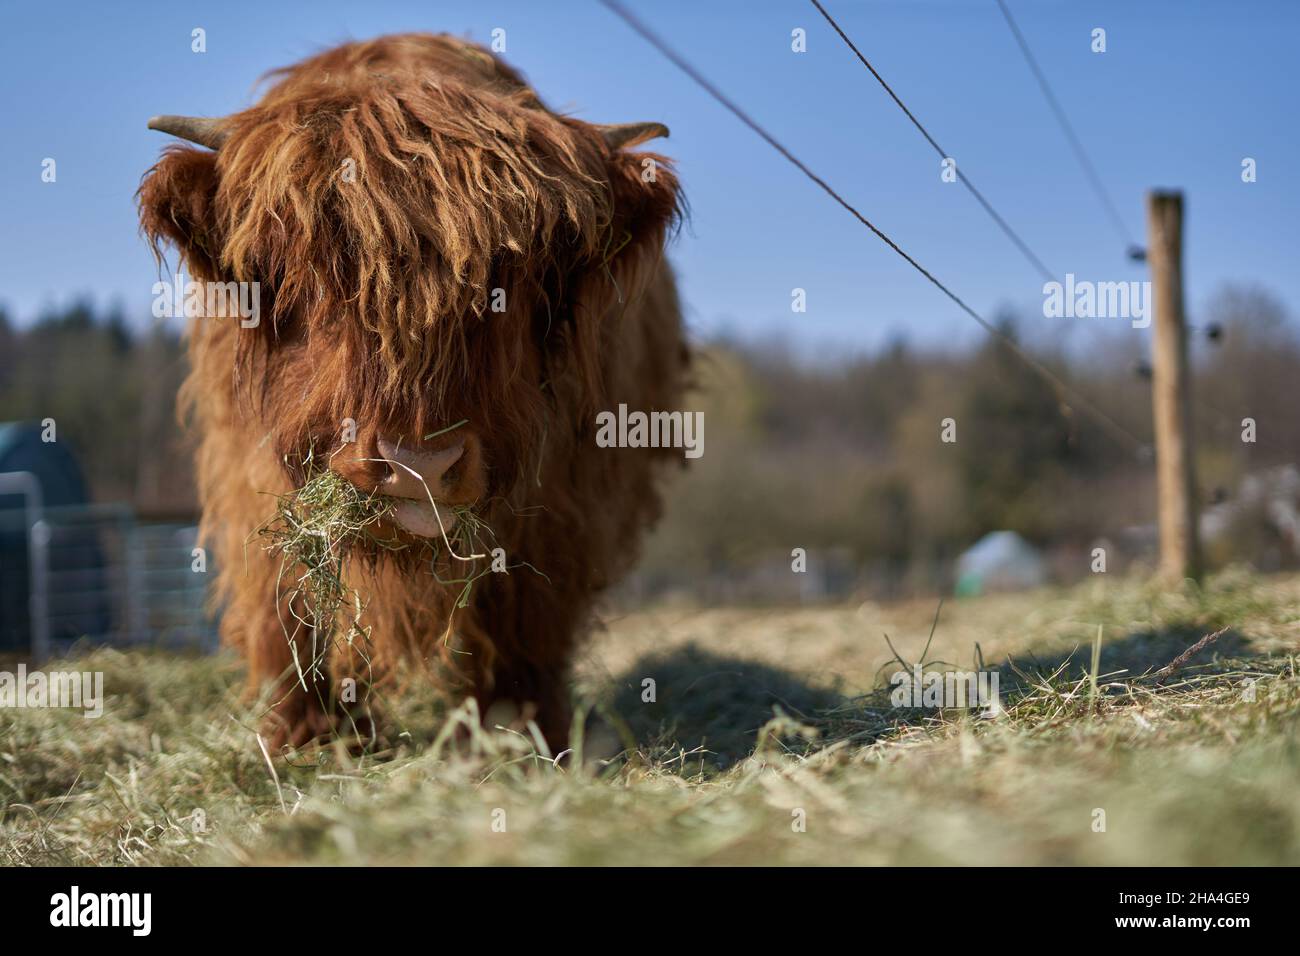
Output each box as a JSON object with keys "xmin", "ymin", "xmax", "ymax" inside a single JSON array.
[
  {"xmin": 326, "ymin": 429, "xmax": 485, "ymax": 541},
  {"xmin": 374, "ymin": 437, "xmax": 465, "ymax": 501}
]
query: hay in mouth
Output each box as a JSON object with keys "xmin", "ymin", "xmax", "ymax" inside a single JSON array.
[
  {"xmin": 256, "ymin": 456, "xmax": 408, "ymax": 688},
  {"xmin": 255, "ymin": 447, "xmax": 511, "ymax": 683}
]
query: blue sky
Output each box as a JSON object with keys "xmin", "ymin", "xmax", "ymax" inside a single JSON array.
[{"xmin": 1, "ymin": 0, "xmax": 1295, "ymax": 353}]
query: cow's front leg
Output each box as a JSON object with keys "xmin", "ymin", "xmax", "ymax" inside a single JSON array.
[{"xmin": 477, "ymin": 658, "xmax": 574, "ymax": 753}]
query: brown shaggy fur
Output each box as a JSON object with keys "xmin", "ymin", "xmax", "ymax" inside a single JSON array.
[{"xmin": 138, "ymin": 33, "xmax": 688, "ymax": 750}]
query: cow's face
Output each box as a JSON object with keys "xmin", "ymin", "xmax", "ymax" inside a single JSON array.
[{"xmin": 138, "ymin": 34, "xmax": 680, "ymax": 539}]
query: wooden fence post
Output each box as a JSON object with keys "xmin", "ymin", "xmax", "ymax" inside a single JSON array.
[{"xmin": 1147, "ymin": 190, "xmax": 1202, "ymax": 583}]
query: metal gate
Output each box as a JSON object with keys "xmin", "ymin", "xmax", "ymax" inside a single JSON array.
[{"xmin": 0, "ymin": 475, "xmax": 217, "ymax": 659}]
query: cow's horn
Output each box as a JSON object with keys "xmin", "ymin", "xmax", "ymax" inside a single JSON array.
[
  {"xmin": 147, "ymin": 115, "xmax": 229, "ymax": 150},
  {"xmin": 600, "ymin": 122, "xmax": 669, "ymax": 150}
]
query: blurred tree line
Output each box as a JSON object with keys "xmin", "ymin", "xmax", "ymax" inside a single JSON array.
[
  {"xmin": 0, "ymin": 301, "xmax": 194, "ymax": 514},
  {"xmin": 639, "ymin": 282, "xmax": 1300, "ymax": 597},
  {"xmin": 1, "ymin": 283, "xmax": 1296, "ymax": 590}
]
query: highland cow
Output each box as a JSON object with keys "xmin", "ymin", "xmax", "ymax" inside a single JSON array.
[{"xmin": 138, "ymin": 34, "xmax": 688, "ymax": 750}]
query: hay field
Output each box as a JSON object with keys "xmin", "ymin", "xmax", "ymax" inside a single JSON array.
[{"xmin": 2, "ymin": 569, "xmax": 1298, "ymax": 866}]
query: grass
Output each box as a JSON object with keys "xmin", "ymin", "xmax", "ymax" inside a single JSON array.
[
  {"xmin": 256, "ymin": 461, "xmax": 406, "ymax": 686},
  {"xmin": 255, "ymin": 451, "xmax": 501, "ymax": 682},
  {"xmin": 1, "ymin": 569, "xmax": 1298, "ymax": 865}
]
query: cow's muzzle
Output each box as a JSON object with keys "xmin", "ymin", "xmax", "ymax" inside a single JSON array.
[{"xmin": 329, "ymin": 432, "xmax": 484, "ymax": 539}]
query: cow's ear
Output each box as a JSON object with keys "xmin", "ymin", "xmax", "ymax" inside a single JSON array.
[
  {"xmin": 137, "ymin": 146, "xmax": 223, "ymax": 277},
  {"xmin": 552, "ymin": 146, "xmax": 682, "ymax": 407},
  {"xmin": 603, "ymin": 148, "xmax": 682, "ymax": 273}
]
